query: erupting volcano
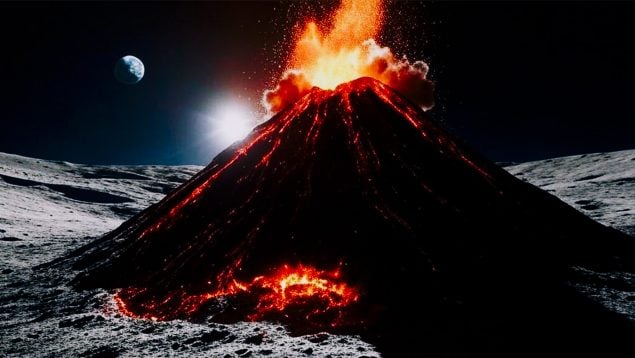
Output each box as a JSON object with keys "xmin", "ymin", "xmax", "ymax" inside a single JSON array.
[
  {"xmin": 65, "ymin": 77, "xmax": 635, "ymax": 351},
  {"xmin": 57, "ymin": 0, "xmax": 635, "ymax": 355}
]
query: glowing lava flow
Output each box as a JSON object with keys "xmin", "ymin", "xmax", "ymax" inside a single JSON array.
[{"xmin": 114, "ymin": 264, "xmax": 359, "ymax": 326}]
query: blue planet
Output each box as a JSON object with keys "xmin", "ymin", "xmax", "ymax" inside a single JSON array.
[{"xmin": 114, "ymin": 55, "xmax": 145, "ymax": 84}]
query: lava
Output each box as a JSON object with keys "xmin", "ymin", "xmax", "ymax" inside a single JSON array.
[
  {"xmin": 60, "ymin": 2, "xmax": 635, "ymax": 352},
  {"xmin": 114, "ymin": 263, "xmax": 359, "ymax": 326},
  {"xmin": 291, "ymin": 0, "xmax": 383, "ymax": 90},
  {"xmin": 264, "ymin": 0, "xmax": 434, "ymax": 114}
]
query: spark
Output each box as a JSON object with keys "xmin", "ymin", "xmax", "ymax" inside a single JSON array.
[{"xmin": 263, "ymin": 0, "xmax": 434, "ymax": 114}]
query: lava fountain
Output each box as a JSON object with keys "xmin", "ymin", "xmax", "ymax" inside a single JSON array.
[{"xmin": 263, "ymin": 0, "xmax": 434, "ymax": 113}]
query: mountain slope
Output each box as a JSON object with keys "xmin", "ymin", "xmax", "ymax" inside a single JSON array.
[
  {"xmin": 505, "ymin": 150, "xmax": 635, "ymax": 237},
  {"xmin": 57, "ymin": 78, "xmax": 634, "ymax": 356}
]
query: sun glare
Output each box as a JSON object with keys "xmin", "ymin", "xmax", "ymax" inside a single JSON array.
[{"xmin": 209, "ymin": 101, "xmax": 254, "ymax": 148}]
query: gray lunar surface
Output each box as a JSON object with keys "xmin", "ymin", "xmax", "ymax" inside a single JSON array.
[
  {"xmin": 1, "ymin": 149, "xmax": 633, "ymax": 357},
  {"xmin": 504, "ymin": 150, "xmax": 634, "ymax": 237}
]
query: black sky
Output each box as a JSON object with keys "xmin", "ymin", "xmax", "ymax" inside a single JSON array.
[{"xmin": 0, "ymin": 1, "xmax": 633, "ymax": 165}]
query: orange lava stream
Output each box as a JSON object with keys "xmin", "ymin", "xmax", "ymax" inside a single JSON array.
[
  {"xmin": 245, "ymin": 264, "xmax": 359, "ymax": 319},
  {"xmin": 114, "ymin": 264, "xmax": 359, "ymax": 325}
]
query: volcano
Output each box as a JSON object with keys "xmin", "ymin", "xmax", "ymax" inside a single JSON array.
[{"xmin": 61, "ymin": 78, "xmax": 634, "ymax": 355}]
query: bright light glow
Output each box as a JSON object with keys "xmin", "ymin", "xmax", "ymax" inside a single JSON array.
[
  {"xmin": 291, "ymin": 0, "xmax": 383, "ymax": 90},
  {"xmin": 209, "ymin": 101, "xmax": 254, "ymax": 148},
  {"xmin": 114, "ymin": 263, "xmax": 359, "ymax": 324}
]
